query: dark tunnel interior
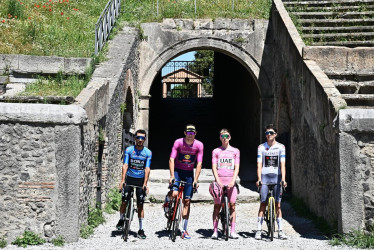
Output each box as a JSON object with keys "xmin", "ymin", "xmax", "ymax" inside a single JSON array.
[{"xmin": 149, "ymin": 51, "xmax": 261, "ymax": 182}]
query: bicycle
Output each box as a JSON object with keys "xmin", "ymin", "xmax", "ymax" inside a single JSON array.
[
  {"xmin": 258, "ymin": 181, "xmax": 284, "ymax": 241},
  {"xmin": 219, "ymin": 185, "xmax": 230, "ymax": 241},
  {"xmin": 121, "ymin": 184, "xmax": 146, "ymax": 242},
  {"xmin": 165, "ymin": 180, "xmax": 196, "ymax": 242}
]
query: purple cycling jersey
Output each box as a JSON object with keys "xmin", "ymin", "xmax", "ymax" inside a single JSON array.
[{"xmin": 170, "ymin": 138, "xmax": 204, "ymax": 171}]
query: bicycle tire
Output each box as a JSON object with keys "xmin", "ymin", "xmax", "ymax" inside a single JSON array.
[
  {"xmin": 224, "ymin": 196, "xmax": 230, "ymax": 241},
  {"xmin": 269, "ymin": 198, "xmax": 274, "ymax": 241},
  {"xmin": 166, "ymin": 198, "xmax": 175, "ymax": 231},
  {"xmin": 171, "ymin": 199, "xmax": 182, "ymax": 242},
  {"xmin": 123, "ymin": 199, "xmax": 134, "ymax": 242}
]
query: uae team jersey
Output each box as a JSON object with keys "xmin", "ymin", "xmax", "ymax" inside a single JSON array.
[
  {"xmin": 170, "ymin": 138, "xmax": 204, "ymax": 171},
  {"xmin": 212, "ymin": 146, "xmax": 240, "ymax": 177},
  {"xmin": 124, "ymin": 146, "xmax": 152, "ymax": 178},
  {"xmin": 257, "ymin": 142, "xmax": 285, "ymax": 175}
]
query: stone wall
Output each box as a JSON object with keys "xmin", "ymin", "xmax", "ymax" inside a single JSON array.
[{"xmin": 269, "ymin": 0, "xmax": 346, "ymax": 229}]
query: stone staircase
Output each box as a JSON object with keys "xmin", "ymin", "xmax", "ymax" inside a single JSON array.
[
  {"xmin": 283, "ymin": 0, "xmax": 374, "ymax": 47},
  {"xmin": 284, "ymin": 0, "xmax": 374, "ymax": 108}
]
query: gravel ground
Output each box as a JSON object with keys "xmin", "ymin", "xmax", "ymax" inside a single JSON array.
[{"xmin": 3, "ymin": 201, "xmax": 354, "ymax": 250}]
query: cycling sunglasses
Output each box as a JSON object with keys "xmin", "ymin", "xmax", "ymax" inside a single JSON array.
[
  {"xmin": 220, "ymin": 134, "xmax": 230, "ymax": 139},
  {"xmin": 265, "ymin": 131, "xmax": 276, "ymax": 136},
  {"xmin": 186, "ymin": 131, "xmax": 196, "ymax": 135},
  {"xmin": 135, "ymin": 136, "xmax": 146, "ymax": 141}
]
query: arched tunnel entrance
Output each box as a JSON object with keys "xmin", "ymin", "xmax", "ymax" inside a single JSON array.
[{"xmin": 149, "ymin": 51, "xmax": 261, "ymax": 182}]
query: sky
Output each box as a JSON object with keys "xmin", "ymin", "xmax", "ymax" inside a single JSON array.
[{"xmin": 161, "ymin": 51, "xmax": 195, "ymax": 76}]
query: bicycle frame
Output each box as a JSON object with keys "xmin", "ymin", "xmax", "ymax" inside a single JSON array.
[
  {"xmin": 220, "ymin": 185, "xmax": 230, "ymax": 241},
  {"xmin": 261, "ymin": 183, "xmax": 278, "ymax": 241},
  {"xmin": 122, "ymin": 184, "xmax": 143, "ymax": 242}
]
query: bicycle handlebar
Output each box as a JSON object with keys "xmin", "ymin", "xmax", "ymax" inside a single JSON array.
[
  {"xmin": 169, "ymin": 179, "xmax": 198, "ymax": 193},
  {"xmin": 119, "ymin": 184, "xmax": 147, "ymax": 193}
]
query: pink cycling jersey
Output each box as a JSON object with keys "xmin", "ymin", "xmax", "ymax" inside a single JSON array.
[
  {"xmin": 212, "ymin": 146, "xmax": 240, "ymax": 177},
  {"xmin": 170, "ymin": 138, "xmax": 204, "ymax": 171}
]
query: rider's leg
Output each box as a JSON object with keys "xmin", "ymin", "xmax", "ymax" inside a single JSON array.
[
  {"xmin": 257, "ymin": 202, "xmax": 266, "ymax": 230},
  {"xmin": 213, "ymin": 204, "xmax": 221, "ymax": 232},
  {"xmin": 229, "ymin": 203, "xmax": 236, "ymax": 232},
  {"xmin": 276, "ymin": 202, "xmax": 283, "ymax": 230}
]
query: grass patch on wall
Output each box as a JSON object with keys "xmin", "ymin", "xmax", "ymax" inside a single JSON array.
[{"xmin": 330, "ymin": 224, "xmax": 374, "ymax": 249}]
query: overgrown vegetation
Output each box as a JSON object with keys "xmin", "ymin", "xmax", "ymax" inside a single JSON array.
[
  {"xmin": 0, "ymin": 237, "xmax": 7, "ymax": 248},
  {"xmin": 51, "ymin": 235, "xmax": 65, "ymax": 247},
  {"xmin": 11, "ymin": 230, "xmax": 46, "ymax": 248},
  {"xmin": 80, "ymin": 206, "xmax": 106, "ymax": 239},
  {"xmin": 330, "ymin": 224, "xmax": 374, "ymax": 249},
  {"xmin": 289, "ymin": 197, "xmax": 337, "ymax": 237},
  {"xmin": 104, "ymin": 188, "xmax": 122, "ymax": 214},
  {"xmin": 0, "ymin": 0, "xmax": 272, "ymax": 57}
]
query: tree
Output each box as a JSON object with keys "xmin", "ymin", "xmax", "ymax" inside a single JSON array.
[{"xmin": 189, "ymin": 50, "xmax": 214, "ymax": 95}]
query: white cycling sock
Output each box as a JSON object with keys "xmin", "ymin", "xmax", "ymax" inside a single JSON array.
[
  {"xmin": 120, "ymin": 213, "xmax": 124, "ymax": 220},
  {"xmin": 257, "ymin": 217, "xmax": 264, "ymax": 231},
  {"xmin": 183, "ymin": 219, "xmax": 188, "ymax": 231},
  {"xmin": 139, "ymin": 218, "xmax": 144, "ymax": 230},
  {"xmin": 277, "ymin": 217, "xmax": 283, "ymax": 231}
]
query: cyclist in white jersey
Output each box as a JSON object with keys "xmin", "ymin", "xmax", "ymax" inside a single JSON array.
[{"xmin": 255, "ymin": 124, "xmax": 288, "ymax": 240}]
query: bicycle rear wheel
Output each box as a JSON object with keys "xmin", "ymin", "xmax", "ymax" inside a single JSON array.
[
  {"xmin": 123, "ymin": 199, "xmax": 134, "ymax": 242},
  {"xmin": 224, "ymin": 196, "xmax": 230, "ymax": 241},
  {"xmin": 171, "ymin": 199, "xmax": 182, "ymax": 242},
  {"xmin": 269, "ymin": 198, "xmax": 274, "ymax": 241},
  {"xmin": 166, "ymin": 198, "xmax": 175, "ymax": 231}
]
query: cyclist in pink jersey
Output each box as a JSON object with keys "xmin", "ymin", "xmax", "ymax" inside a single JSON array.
[
  {"xmin": 168, "ymin": 124, "xmax": 204, "ymax": 239},
  {"xmin": 210, "ymin": 128, "xmax": 240, "ymax": 239}
]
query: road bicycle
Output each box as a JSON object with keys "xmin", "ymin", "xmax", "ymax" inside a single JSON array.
[
  {"xmin": 259, "ymin": 181, "xmax": 284, "ymax": 241},
  {"xmin": 165, "ymin": 180, "xmax": 196, "ymax": 242},
  {"xmin": 219, "ymin": 185, "xmax": 230, "ymax": 241},
  {"xmin": 122, "ymin": 185, "xmax": 146, "ymax": 242}
]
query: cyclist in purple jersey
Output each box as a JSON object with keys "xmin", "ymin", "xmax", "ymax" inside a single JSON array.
[
  {"xmin": 210, "ymin": 128, "xmax": 240, "ymax": 239},
  {"xmin": 255, "ymin": 124, "xmax": 288, "ymax": 240},
  {"xmin": 116, "ymin": 129, "xmax": 152, "ymax": 239},
  {"xmin": 168, "ymin": 124, "xmax": 204, "ymax": 239}
]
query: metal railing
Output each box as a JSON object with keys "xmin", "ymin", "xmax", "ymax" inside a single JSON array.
[{"xmin": 95, "ymin": 0, "xmax": 121, "ymax": 56}]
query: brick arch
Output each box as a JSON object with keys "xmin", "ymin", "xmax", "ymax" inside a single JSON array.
[{"xmin": 139, "ymin": 37, "xmax": 267, "ymax": 97}]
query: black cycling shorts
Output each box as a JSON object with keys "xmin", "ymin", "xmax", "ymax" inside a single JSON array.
[{"xmin": 122, "ymin": 176, "xmax": 146, "ymax": 205}]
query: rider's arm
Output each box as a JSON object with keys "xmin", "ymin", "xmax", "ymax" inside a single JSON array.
[
  {"xmin": 194, "ymin": 162, "xmax": 202, "ymax": 184},
  {"xmin": 169, "ymin": 140, "xmax": 179, "ymax": 182},
  {"xmin": 144, "ymin": 167, "xmax": 150, "ymax": 187},
  {"xmin": 169, "ymin": 158, "xmax": 175, "ymax": 180},
  {"xmin": 119, "ymin": 163, "xmax": 128, "ymax": 189},
  {"xmin": 256, "ymin": 146, "xmax": 263, "ymax": 186},
  {"xmin": 230, "ymin": 149, "xmax": 240, "ymax": 187},
  {"xmin": 211, "ymin": 149, "xmax": 221, "ymax": 184},
  {"xmin": 280, "ymin": 145, "xmax": 287, "ymax": 186},
  {"xmin": 194, "ymin": 143, "xmax": 204, "ymax": 183}
]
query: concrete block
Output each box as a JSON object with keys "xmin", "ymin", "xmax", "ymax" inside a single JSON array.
[
  {"xmin": 17, "ymin": 55, "xmax": 64, "ymax": 74},
  {"xmin": 64, "ymin": 58, "xmax": 92, "ymax": 75},
  {"xmin": 339, "ymin": 109, "xmax": 374, "ymax": 133},
  {"xmin": 0, "ymin": 54, "xmax": 18, "ymax": 74}
]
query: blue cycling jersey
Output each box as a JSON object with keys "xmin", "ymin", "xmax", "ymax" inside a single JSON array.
[{"xmin": 124, "ymin": 146, "xmax": 152, "ymax": 178}]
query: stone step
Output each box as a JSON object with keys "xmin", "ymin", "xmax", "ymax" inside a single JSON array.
[
  {"xmin": 147, "ymin": 169, "xmax": 259, "ymax": 203},
  {"xmin": 311, "ymin": 40, "xmax": 374, "ymax": 47},
  {"xmin": 288, "ymin": 5, "xmax": 374, "ymax": 12},
  {"xmin": 326, "ymin": 72, "xmax": 374, "ymax": 81},
  {"xmin": 332, "ymin": 80, "xmax": 374, "ymax": 94},
  {"xmin": 283, "ymin": 0, "xmax": 374, "ymax": 7},
  {"xmin": 302, "ymin": 25, "xmax": 374, "ymax": 33},
  {"xmin": 341, "ymin": 94, "xmax": 374, "ymax": 106},
  {"xmin": 292, "ymin": 11, "xmax": 374, "ymax": 19},
  {"xmin": 299, "ymin": 18, "xmax": 374, "ymax": 26},
  {"xmin": 303, "ymin": 31, "xmax": 374, "ymax": 40}
]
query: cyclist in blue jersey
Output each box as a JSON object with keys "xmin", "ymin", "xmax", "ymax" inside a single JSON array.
[{"xmin": 116, "ymin": 129, "xmax": 152, "ymax": 239}]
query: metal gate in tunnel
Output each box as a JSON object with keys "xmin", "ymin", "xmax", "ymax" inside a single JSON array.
[{"xmin": 149, "ymin": 51, "xmax": 261, "ymax": 183}]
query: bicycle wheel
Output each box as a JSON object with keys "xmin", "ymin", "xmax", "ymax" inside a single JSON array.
[
  {"xmin": 224, "ymin": 196, "xmax": 230, "ymax": 241},
  {"xmin": 269, "ymin": 198, "xmax": 274, "ymax": 241},
  {"xmin": 171, "ymin": 199, "xmax": 182, "ymax": 242},
  {"xmin": 166, "ymin": 198, "xmax": 175, "ymax": 231},
  {"xmin": 123, "ymin": 199, "xmax": 134, "ymax": 242}
]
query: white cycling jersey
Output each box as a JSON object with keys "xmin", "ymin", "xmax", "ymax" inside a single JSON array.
[{"xmin": 257, "ymin": 142, "xmax": 285, "ymax": 176}]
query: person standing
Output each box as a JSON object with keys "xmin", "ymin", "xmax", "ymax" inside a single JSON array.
[
  {"xmin": 116, "ymin": 129, "xmax": 152, "ymax": 239},
  {"xmin": 255, "ymin": 124, "xmax": 287, "ymax": 240},
  {"xmin": 169, "ymin": 124, "xmax": 204, "ymax": 239},
  {"xmin": 209, "ymin": 129, "xmax": 240, "ymax": 239}
]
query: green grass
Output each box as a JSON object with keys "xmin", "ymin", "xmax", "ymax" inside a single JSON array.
[
  {"xmin": 80, "ymin": 205, "xmax": 106, "ymax": 239},
  {"xmin": 51, "ymin": 236, "xmax": 65, "ymax": 247},
  {"xmin": 0, "ymin": 0, "xmax": 272, "ymax": 57},
  {"xmin": 104, "ymin": 188, "xmax": 122, "ymax": 214},
  {"xmin": 11, "ymin": 230, "xmax": 46, "ymax": 248},
  {"xmin": 330, "ymin": 225, "xmax": 374, "ymax": 249},
  {"xmin": 0, "ymin": 237, "xmax": 7, "ymax": 248}
]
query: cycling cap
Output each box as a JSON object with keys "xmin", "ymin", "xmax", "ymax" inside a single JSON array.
[
  {"xmin": 209, "ymin": 182, "xmax": 222, "ymax": 199},
  {"xmin": 185, "ymin": 124, "xmax": 196, "ymax": 132}
]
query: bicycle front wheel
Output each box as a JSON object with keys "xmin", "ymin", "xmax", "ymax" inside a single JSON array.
[
  {"xmin": 224, "ymin": 196, "xmax": 230, "ymax": 241},
  {"xmin": 269, "ymin": 198, "xmax": 274, "ymax": 241},
  {"xmin": 123, "ymin": 199, "xmax": 134, "ymax": 242},
  {"xmin": 171, "ymin": 199, "xmax": 182, "ymax": 242},
  {"xmin": 166, "ymin": 198, "xmax": 175, "ymax": 231}
]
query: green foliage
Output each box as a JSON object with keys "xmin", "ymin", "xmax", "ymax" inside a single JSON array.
[
  {"xmin": 330, "ymin": 224, "xmax": 374, "ymax": 249},
  {"xmin": 18, "ymin": 74, "xmax": 87, "ymax": 98},
  {"xmin": 148, "ymin": 195, "xmax": 163, "ymax": 203},
  {"xmin": 80, "ymin": 206, "xmax": 105, "ymax": 239},
  {"xmin": 120, "ymin": 103, "xmax": 127, "ymax": 115},
  {"xmin": 289, "ymin": 197, "xmax": 337, "ymax": 237},
  {"xmin": 104, "ymin": 188, "xmax": 122, "ymax": 214},
  {"xmin": 51, "ymin": 236, "xmax": 65, "ymax": 247},
  {"xmin": 12, "ymin": 230, "xmax": 46, "ymax": 248},
  {"xmin": 0, "ymin": 237, "xmax": 7, "ymax": 248},
  {"xmin": 99, "ymin": 127, "xmax": 106, "ymax": 144},
  {"xmin": 7, "ymin": 0, "xmax": 24, "ymax": 20}
]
